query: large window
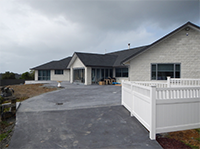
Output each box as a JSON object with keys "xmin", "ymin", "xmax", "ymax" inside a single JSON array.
[
  {"xmin": 151, "ymin": 63, "xmax": 180, "ymax": 80},
  {"xmin": 38, "ymin": 70, "xmax": 50, "ymax": 80},
  {"xmin": 115, "ymin": 68, "xmax": 128, "ymax": 77},
  {"xmin": 92, "ymin": 68, "xmax": 113, "ymax": 84},
  {"xmin": 55, "ymin": 70, "xmax": 63, "ymax": 75}
]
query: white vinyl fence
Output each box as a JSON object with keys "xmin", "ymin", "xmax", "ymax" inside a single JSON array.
[
  {"xmin": 25, "ymin": 80, "xmax": 54, "ymax": 84},
  {"xmin": 169, "ymin": 78, "xmax": 200, "ymax": 87},
  {"xmin": 121, "ymin": 79, "xmax": 200, "ymax": 140}
]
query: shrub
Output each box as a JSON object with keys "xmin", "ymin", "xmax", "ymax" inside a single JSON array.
[{"xmin": 2, "ymin": 72, "xmax": 16, "ymax": 79}]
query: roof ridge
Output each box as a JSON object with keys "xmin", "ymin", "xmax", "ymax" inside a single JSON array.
[
  {"xmin": 59, "ymin": 56, "xmax": 72, "ymax": 61},
  {"xmin": 106, "ymin": 45, "xmax": 150, "ymax": 55},
  {"xmin": 75, "ymin": 52, "xmax": 105, "ymax": 56}
]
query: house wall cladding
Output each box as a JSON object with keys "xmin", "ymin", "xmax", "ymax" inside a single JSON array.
[
  {"xmin": 51, "ymin": 70, "xmax": 70, "ymax": 81},
  {"xmin": 129, "ymin": 27, "xmax": 200, "ymax": 81},
  {"xmin": 34, "ymin": 70, "xmax": 70, "ymax": 81},
  {"xmin": 72, "ymin": 57, "xmax": 85, "ymax": 68}
]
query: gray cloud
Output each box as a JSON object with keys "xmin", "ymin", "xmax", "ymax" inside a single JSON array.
[
  {"xmin": 21, "ymin": 0, "xmax": 199, "ymax": 30},
  {"xmin": 0, "ymin": 0, "xmax": 199, "ymax": 73}
]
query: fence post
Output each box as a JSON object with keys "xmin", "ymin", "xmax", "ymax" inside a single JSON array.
[
  {"xmin": 121, "ymin": 80, "xmax": 124, "ymax": 105},
  {"xmin": 150, "ymin": 85, "xmax": 156, "ymax": 140},
  {"xmin": 167, "ymin": 76, "xmax": 171, "ymax": 87},
  {"xmin": 130, "ymin": 82, "xmax": 134, "ymax": 117}
]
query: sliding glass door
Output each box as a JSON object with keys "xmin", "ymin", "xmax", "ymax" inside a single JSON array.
[
  {"xmin": 38, "ymin": 70, "xmax": 50, "ymax": 80},
  {"xmin": 92, "ymin": 68, "xmax": 113, "ymax": 84}
]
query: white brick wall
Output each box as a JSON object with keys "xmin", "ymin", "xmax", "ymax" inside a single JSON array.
[{"xmin": 128, "ymin": 27, "xmax": 200, "ymax": 81}]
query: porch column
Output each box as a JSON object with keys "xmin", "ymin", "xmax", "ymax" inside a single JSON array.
[
  {"xmin": 50, "ymin": 70, "xmax": 54, "ymax": 80},
  {"xmin": 70, "ymin": 67, "xmax": 73, "ymax": 83},
  {"xmin": 35, "ymin": 70, "xmax": 38, "ymax": 81},
  {"xmin": 85, "ymin": 67, "xmax": 91, "ymax": 85},
  {"xmin": 113, "ymin": 68, "xmax": 116, "ymax": 77}
]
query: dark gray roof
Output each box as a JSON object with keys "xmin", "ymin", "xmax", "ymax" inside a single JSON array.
[
  {"xmin": 74, "ymin": 45, "xmax": 149, "ymax": 68},
  {"xmin": 75, "ymin": 52, "xmax": 117, "ymax": 67},
  {"xmin": 107, "ymin": 45, "xmax": 150, "ymax": 66},
  {"xmin": 33, "ymin": 46, "xmax": 148, "ymax": 70},
  {"xmin": 31, "ymin": 57, "xmax": 71, "ymax": 70}
]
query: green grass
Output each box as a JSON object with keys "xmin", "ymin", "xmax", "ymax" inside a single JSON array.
[
  {"xmin": 186, "ymin": 144, "xmax": 199, "ymax": 149},
  {"xmin": 196, "ymin": 137, "xmax": 200, "ymax": 141},
  {"xmin": 0, "ymin": 133, "xmax": 8, "ymax": 141},
  {"xmin": 195, "ymin": 128, "xmax": 200, "ymax": 134},
  {"xmin": 0, "ymin": 129, "xmax": 12, "ymax": 142},
  {"xmin": 7, "ymin": 129, "xmax": 12, "ymax": 133}
]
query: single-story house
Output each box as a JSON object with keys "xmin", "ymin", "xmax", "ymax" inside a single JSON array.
[{"xmin": 31, "ymin": 21, "xmax": 200, "ymax": 85}]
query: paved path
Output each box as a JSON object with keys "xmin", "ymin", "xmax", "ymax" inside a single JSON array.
[{"xmin": 9, "ymin": 82, "xmax": 162, "ymax": 149}]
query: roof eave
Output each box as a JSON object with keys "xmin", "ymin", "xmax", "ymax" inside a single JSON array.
[{"xmin": 67, "ymin": 53, "xmax": 78, "ymax": 68}]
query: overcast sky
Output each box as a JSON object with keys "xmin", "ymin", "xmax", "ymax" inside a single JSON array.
[{"xmin": 0, "ymin": 0, "xmax": 199, "ymax": 74}]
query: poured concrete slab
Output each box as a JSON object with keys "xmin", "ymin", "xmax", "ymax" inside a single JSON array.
[
  {"xmin": 18, "ymin": 84, "xmax": 121, "ymax": 112},
  {"xmin": 9, "ymin": 84, "xmax": 162, "ymax": 149},
  {"xmin": 9, "ymin": 106, "xmax": 161, "ymax": 149}
]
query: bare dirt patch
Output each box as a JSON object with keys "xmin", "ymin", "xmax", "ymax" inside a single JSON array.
[
  {"xmin": 10, "ymin": 84, "xmax": 57, "ymax": 102},
  {"xmin": 157, "ymin": 129, "xmax": 200, "ymax": 149},
  {"xmin": 157, "ymin": 137, "xmax": 192, "ymax": 149},
  {"xmin": 168, "ymin": 129, "xmax": 200, "ymax": 148}
]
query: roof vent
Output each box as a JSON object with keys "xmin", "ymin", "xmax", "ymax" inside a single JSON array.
[
  {"xmin": 185, "ymin": 27, "xmax": 190, "ymax": 31},
  {"xmin": 128, "ymin": 43, "xmax": 130, "ymax": 49},
  {"xmin": 56, "ymin": 103, "xmax": 63, "ymax": 105}
]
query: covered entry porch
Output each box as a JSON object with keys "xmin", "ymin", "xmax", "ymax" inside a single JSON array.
[{"xmin": 71, "ymin": 67, "xmax": 114, "ymax": 85}]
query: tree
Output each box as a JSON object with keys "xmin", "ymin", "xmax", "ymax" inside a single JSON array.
[
  {"xmin": 20, "ymin": 71, "xmax": 34, "ymax": 80},
  {"xmin": 29, "ymin": 70, "xmax": 35, "ymax": 80},
  {"xmin": 2, "ymin": 71, "xmax": 16, "ymax": 79}
]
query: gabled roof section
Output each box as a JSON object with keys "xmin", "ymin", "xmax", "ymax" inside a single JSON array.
[
  {"xmin": 107, "ymin": 45, "xmax": 150, "ymax": 66},
  {"xmin": 122, "ymin": 21, "xmax": 200, "ymax": 64},
  {"xmin": 31, "ymin": 57, "xmax": 71, "ymax": 70},
  {"xmin": 145, "ymin": 21, "xmax": 200, "ymax": 50},
  {"xmin": 75, "ymin": 52, "xmax": 117, "ymax": 67},
  {"xmin": 67, "ymin": 46, "xmax": 150, "ymax": 68}
]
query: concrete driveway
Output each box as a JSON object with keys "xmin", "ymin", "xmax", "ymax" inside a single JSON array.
[{"xmin": 9, "ymin": 82, "xmax": 162, "ymax": 149}]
